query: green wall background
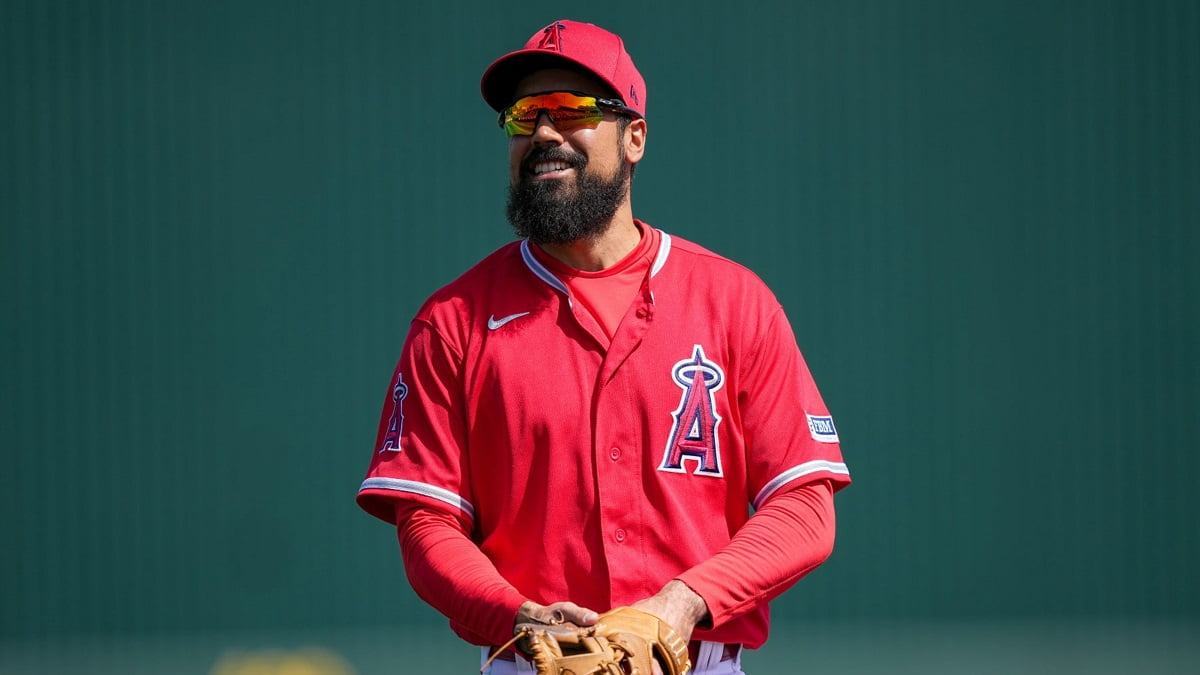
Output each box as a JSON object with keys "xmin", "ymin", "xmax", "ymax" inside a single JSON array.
[{"xmin": 3, "ymin": 0, "xmax": 1197, "ymax": 672}]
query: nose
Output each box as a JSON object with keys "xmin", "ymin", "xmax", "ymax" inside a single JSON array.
[{"xmin": 529, "ymin": 111, "xmax": 565, "ymax": 145}]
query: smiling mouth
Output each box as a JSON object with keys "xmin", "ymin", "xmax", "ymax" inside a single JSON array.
[{"xmin": 529, "ymin": 160, "xmax": 573, "ymax": 177}]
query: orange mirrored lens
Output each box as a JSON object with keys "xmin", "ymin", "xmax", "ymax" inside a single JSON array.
[{"xmin": 502, "ymin": 92, "xmax": 604, "ymax": 137}]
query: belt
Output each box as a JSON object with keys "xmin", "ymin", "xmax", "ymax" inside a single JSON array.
[{"xmin": 488, "ymin": 640, "xmax": 741, "ymax": 665}]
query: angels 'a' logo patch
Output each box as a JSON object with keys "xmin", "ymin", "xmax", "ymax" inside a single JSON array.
[
  {"xmin": 536, "ymin": 22, "xmax": 566, "ymax": 51},
  {"xmin": 659, "ymin": 345, "xmax": 725, "ymax": 477},
  {"xmin": 378, "ymin": 374, "xmax": 409, "ymax": 453}
]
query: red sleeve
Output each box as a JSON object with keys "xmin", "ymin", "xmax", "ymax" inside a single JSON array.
[
  {"xmin": 740, "ymin": 308, "xmax": 850, "ymax": 507},
  {"xmin": 357, "ymin": 320, "xmax": 474, "ymax": 528},
  {"xmin": 395, "ymin": 503, "xmax": 528, "ymax": 646},
  {"xmin": 676, "ymin": 481, "xmax": 836, "ymax": 629}
]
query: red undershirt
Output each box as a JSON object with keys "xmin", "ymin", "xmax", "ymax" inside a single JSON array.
[
  {"xmin": 391, "ymin": 223, "xmax": 837, "ymax": 646},
  {"xmin": 529, "ymin": 222, "xmax": 658, "ymax": 347}
]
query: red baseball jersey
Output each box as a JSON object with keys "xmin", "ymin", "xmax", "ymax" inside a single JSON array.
[{"xmin": 357, "ymin": 224, "xmax": 851, "ymax": 648}]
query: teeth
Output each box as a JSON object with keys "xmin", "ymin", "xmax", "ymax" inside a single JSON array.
[{"xmin": 533, "ymin": 161, "xmax": 570, "ymax": 175}]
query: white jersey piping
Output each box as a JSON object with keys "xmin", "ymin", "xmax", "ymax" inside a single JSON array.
[
  {"xmin": 519, "ymin": 229, "xmax": 674, "ymax": 294},
  {"xmin": 650, "ymin": 230, "xmax": 672, "ymax": 277},
  {"xmin": 359, "ymin": 477, "xmax": 475, "ymax": 520},
  {"xmin": 752, "ymin": 460, "xmax": 850, "ymax": 509},
  {"xmin": 519, "ymin": 240, "xmax": 570, "ymax": 296}
]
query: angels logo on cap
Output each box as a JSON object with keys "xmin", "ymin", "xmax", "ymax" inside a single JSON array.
[
  {"xmin": 536, "ymin": 21, "xmax": 566, "ymax": 51},
  {"xmin": 480, "ymin": 19, "xmax": 647, "ymax": 118}
]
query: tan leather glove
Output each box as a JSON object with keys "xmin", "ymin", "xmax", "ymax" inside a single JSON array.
[{"xmin": 483, "ymin": 606, "xmax": 691, "ymax": 675}]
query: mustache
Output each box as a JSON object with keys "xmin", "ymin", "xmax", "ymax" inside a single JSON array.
[{"xmin": 521, "ymin": 147, "xmax": 586, "ymax": 174}]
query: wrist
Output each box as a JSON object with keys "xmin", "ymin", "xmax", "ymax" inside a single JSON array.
[{"xmin": 664, "ymin": 580, "xmax": 708, "ymax": 625}]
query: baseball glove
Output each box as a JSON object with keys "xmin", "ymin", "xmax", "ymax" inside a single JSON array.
[{"xmin": 483, "ymin": 607, "xmax": 692, "ymax": 675}]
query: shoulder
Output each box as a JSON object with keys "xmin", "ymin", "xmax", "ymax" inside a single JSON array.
[
  {"xmin": 658, "ymin": 230, "xmax": 781, "ymax": 309},
  {"xmin": 410, "ymin": 241, "xmax": 528, "ymax": 346},
  {"xmin": 415, "ymin": 241, "xmax": 523, "ymax": 310}
]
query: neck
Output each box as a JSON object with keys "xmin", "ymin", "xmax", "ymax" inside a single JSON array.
[{"xmin": 537, "ymin": 201, "xmax": 639, "ymax": 272}]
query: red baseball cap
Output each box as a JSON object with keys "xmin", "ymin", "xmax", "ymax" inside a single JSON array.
[{"xmin": 481, "ymin": 19, "xmax": 646, "ymax": 118}]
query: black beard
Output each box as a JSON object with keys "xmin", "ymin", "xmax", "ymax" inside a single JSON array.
[{"xmin": 506, "ymin": 146, "xmax": 631, "ymax": 245}]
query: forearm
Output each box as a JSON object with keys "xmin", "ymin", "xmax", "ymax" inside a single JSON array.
[
  {"xmin": 396, "ymin": 504, "xmax": 528, "ymax": 645},
  {"xmin": 676, "ymin": 480, "xmax": 836, "ymax": 629}
]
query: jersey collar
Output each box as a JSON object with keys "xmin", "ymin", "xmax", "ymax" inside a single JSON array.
[
  {"xmin": 519, "ymin": 238, "xmax": 570, "ymax": 295},
  {"xmin": 519, "ymin": 229, "xmax": 673, "ymax": 297}
]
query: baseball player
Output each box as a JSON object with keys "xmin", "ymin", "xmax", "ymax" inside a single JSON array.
[{"xmin": 357, "ymin": 19, "xmax": 851, "ymax": 675}]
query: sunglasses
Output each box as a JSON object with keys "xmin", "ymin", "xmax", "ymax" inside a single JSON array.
[{"xmin": 499, "ymin": 90, "xmax": 637, "ymax": 138}]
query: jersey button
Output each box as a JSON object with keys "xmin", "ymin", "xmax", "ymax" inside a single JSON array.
[
  {"xmin": 609, "ymin": 447, "xmax": 621, "ymax": 461},
  {"xmin": 635, "ymin": 307, "xmax": 649, "ymax": 319},
  {"xmin": 614, "ymin": 528, "xmax": 627, "ymax": 542}
]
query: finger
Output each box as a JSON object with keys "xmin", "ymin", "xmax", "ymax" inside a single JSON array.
[
  {"xmin": 524, "ymin": 602, "xmax": 567, "ymax": 625},
  {"xmin": 536, "ymin": 603, "xmax": 564, "ymax": 624},
  {"xmin": 550, "ymin": 601, "xmax": 599, "ymax": 626},
  {"xmin": 526, "ymin": 604, "xmax": 555, "ymax": 624},
  {"xmin": 516, "ymin": 621, "xmax": 583, "ymax": 645}
]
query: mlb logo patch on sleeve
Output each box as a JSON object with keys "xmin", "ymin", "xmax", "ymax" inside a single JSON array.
[{"xmin": 806, "ymin": 413, "xmax": 839, "ymax": 443}]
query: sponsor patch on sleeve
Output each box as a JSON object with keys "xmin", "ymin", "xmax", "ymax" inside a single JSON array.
[{"xmin": 806, "ymin": 413, "xmax": 840, "ymax": 443}]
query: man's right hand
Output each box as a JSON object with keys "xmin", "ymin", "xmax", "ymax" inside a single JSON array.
[
  {"xmin": 514, "ymin": 600, "xmax": 599, "ymax": 631},
  {"xmin": 481, "ymin": 601, "xmax": 600, "ymax": 673}
]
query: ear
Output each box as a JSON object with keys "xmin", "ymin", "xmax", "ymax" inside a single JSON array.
[{"xmin": 624, "ymin": 117, "xmax": 647, "ymax": 165}]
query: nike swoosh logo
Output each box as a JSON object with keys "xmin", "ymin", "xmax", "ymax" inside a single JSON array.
[{"xmin": 487, "ymin": 312, "xmax": 531, "ymax": 330}]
